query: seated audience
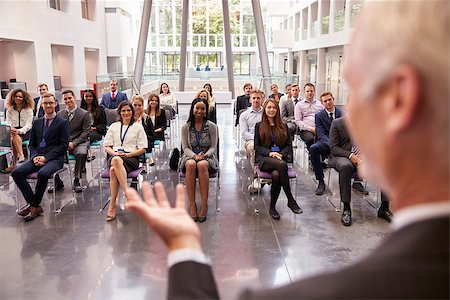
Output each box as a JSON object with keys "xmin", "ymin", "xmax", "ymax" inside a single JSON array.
[
  {"xmin": 196, "ymin": 88, "xmax": 216, "ymax": 124},
  {"xmin": 280, "ymin": 84, "xmax": 298, "ymax": 137},
  {"xmin": 254, "ymin": 98, "xmax": 302, "ymax": 220},
  {"xmin": 12, "ymin": 93, "xmax": 69, "ymax": 222},
  {"xmin": 125, "ymin": 2, "xmax": 449, "ymax": 299},
  {"xmin": 311, "ymin": 91, "xmax": 343, "ymax": 195},
  {"xmin": 33, "ymin": 83, "xmax": 60, "ymax": 118},
  {"xmin": 100, "ymin": 79, "xmax": 128, "ymax": 109},
  {"xmin": 203, "ymin": 83, "xmax": 216, "ymax": 107},
  {"xmin": 103, "ymin": 101, "xmax": 147, "ymax": 221},
  {"xmin": 294, "ymin": 83, "xmax": 323, "ymax": 150},
  {"xmin": 131, "ymin": 95, "xmax": 155, "ymax": 162},
  {"xmin": 179, "ymin": 98, "xmax": 218, "ymax": 223},
  {"xmin": 147, "ymin": 93, "xmax": 167, "ymax": 142},
  {"xmin": 159, "ymin": 82, "xmax": 177, "ymax": 116},
  {"xmin": 57, "ymin": 90, "xmax": 92, "ymax": 193},
  {"xmin": 3, "ymin": 89, "xmax": 34, "ymax": 173},
  {"xmin": 329, "ymin": 116, "xmax": 392, "ymax": 226},
  {"xmin": 239, "ymin": 89, "xmax": 263, "ymax": 192},
  {"xmin": 278, "ymin": 83, "xmax": 292, "ymax": 104},
  {"xmin": 268, "ymin": 83, "xmax": 284, "ymax": 104},
  {"xmin": 80, "ymin": 89, "xmax": 107, "ymax": 143},
  {"xmin": 235, "ymin": 83, "xmax": 253, "ymax": 126}
]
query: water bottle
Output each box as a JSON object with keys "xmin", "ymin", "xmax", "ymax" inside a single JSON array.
[{"xmin": 0, "ymin": 111, "xmax": 5, "ymax": 124}]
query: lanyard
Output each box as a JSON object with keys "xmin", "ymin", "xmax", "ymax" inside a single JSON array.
[
  {"xmin": 120, "ymin": 124, "xmax": 131, "ymax": 147},
  {"xmin": 194, "ymin": 122, "xmax": 205, "ymax": 149},
  {"xmin": 271, "ymin": 131, "xmax": 277, "ymax": 146}
]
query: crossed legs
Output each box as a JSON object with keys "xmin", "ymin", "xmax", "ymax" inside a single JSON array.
[{"xmin": 107, "ymin": 156, "xmax": 129, "ymax": 218}]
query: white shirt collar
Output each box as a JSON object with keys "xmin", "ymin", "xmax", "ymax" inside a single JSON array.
[{"xmin": 393, "ymin": 201, "xmax": 450, "ymax": 230}]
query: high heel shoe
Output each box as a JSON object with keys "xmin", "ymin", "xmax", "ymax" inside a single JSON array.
[
  {"xmin": 191, "ymin": 215, "xmax": 198, "ymax": 222},
  {"xmin": 197, "ymin": 215, "xmax": 207, "ymax": 223},
  {"xmin": 287, "ymin": 200, "xmax": 303, "ymax": 214},
  {"xmin": 269, "ymin": 207, "xmax": 280, "ymax": 220},
  {"xmin": 17, "ymin": 155, "xmax": 25, "ymax": 163},
  {"xmin": 198, "ymin": 205, "xmax": 208, "ymax": 222}
]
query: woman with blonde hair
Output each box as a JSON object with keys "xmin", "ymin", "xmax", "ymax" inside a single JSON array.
[
  {"xmin": 3, "ymin": 89, "xmax": 34, "ymax": 173},
  {"xmin": 131, "ymin": 95, "xmax": 155, "ymax": 160},
  {"xmin": 195, "ymin": 88, "xmax": 216, "ymax": 124}
]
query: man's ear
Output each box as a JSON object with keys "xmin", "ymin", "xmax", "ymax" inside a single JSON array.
[{"xmin": 382, "ymin": 65, "xmax": 420, "ymax": 133}]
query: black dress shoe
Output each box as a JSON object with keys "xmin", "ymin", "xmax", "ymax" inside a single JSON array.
[
  {"xmin": 352, "ymin": 182, "xmax": 369, "ymax": 195},
  {"xmin": 73, "ymin": 182, "xmax": 83, "ymax": 193},
  {"xmin": 341, "ymin": 210, "xmax": 352, "ymax": 226},
  {"xmin": 24, "ymin": 206, "xmax": 43, "ymax": 222},
  {"xmin": 287, "ymin": 201, "xmax": 303, "ymax": 214},
  {"xmin": 269, "ymin": 207, "xmax": 280, "ymax": 220},
  {"xmin": 315, "ymin": 181, "xmax": 326, "ymax": 195},
  {"xmin": 377, "ymin": 209, "xmax": 393, "ymax": 223},
  {"xmin": 17, "ymin": 205, "xmax": 31, "ymax": 217}
]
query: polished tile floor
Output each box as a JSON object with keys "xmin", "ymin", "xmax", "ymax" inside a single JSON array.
[{"xmin": 0, "ymin": 104, "xmax": 390, "ymax": 300}]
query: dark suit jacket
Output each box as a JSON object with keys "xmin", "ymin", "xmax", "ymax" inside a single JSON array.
[
  {"xmin": 100, "ymin": 91, "xmax": 128, "ymax": 109},
  {"xmin": 235, "ymin": 94, "xmax": 251, "ymax": 126},
  {"xmin": 57, "ymin": 107, "xmax": 92, "ymax": 146},
  {"xmin": 28, "ymin": 116, "xmax": 69, "ymax": 164},
  {"xmin": 33, "ymin": 97, "xmax": 60, "ymax": 118},
  {"xmin": 254, "ymin": 122, "xmax": 292, "ymax": 168},
  {"xmin": 141, "ymin": 115, "xmax": 155, "ymax": 151},
  {"xmin": 91, "ymin": 106, "xmax": 107, "ymax": 136},
  {"xmin": 168, "ymin": 216, "xmax": 450, "ymax": 299},
  {"xmin": 329, "ymin": 117, "xmax": 352, "ymax": 160},
  {"xmin": 315, "ymin": 107, "xmax": 343, "ymax": 145},
  {"xmin": 151, "ymin": 108, "xmax": 167, "ymax": 141},
  {"xmin": 269, "ymin": 92, "xmax": 284, "ymax": 99}
]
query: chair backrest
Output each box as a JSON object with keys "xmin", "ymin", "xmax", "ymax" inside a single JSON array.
[
  {"xmin": 105, "ymin": 108, "xmax": 117, "ymax": 126},
  {"xmin": 0, "ymin": 125, "xmax": 11, "ymax": 147}
]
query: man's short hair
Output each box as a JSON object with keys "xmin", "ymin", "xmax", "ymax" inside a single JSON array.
[
  {"xmin": 62, "ymin": 90, "xmax": 75, "ymax": 97},
  {"xmin": 304, "ymin": 83, "xmax": 315, "ymax": 90},
  {"xmin": 110, "ymin": 79, "xmax": 118, "ymax": 85},
  {"xmin": 250, "ymin": 89, "xmax": 264, "ymax": 97},
  {"xmin": 37, "ymin": 83, "xmax": 48, "ymax": 89},
  {"xmin": 291, "ymin": 83, "xmax": 299, "ymax": 89},
  {"xmin": 42, "ymin": 93, "xmax": 56, "ymax": 101},
  {"xmin": 243, "ymin": 83, "xmax": 252, "ymax": 89},
  {"xmin": 320, "ymin": 91, "xmax": 334, "ymax": 100},
  {"xmin": 285, "ymin": 83, "xmax": 292, "ymax": 89}
]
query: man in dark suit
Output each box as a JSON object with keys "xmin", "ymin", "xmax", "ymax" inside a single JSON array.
[
  {"xmin": 33, "ymin": 83, "xmax": 60, "ymax": 118},
  {"xmin": 100, "ymin": 79, "xmax": 128, "ymax": 109},
  {"xmin": 311, "ymin": 91, "xmax": 343, "ymax": 195},
  {"xmin": 280, "ymin": 83, "xmax": 299, "ymax": 137},
  {"xmin": 12, "ymin": 93, "xmax": 69, "ymax": 221},
  {"xmin": 56, "ymin": 90, "xmax": 92, "ymax": 193},
  {"xmin": 234, "ymin": 83, "xmax": 252, "ymax": 126},
  {"xmin": 329, "ymin": 116, "xmax": 392, "ymax": 226},
  {"xmin": 125, "ymin": 1, "xmax": 449, "ymax": 299}
]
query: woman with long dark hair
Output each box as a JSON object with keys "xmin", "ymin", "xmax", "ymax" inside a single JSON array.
[
  {"xmin": 146, "ymin": 93, "xmax": 167, "ymax": 141},
  {"xmin": 254, "ymin": 98, "xmax": 302, "ymax": 220},
  {"xmin": 80, "ymin": 89, "xmax": 107, "ymax": 142},
  {"xmin": 103, "ymin": 101, "xmax": 147, "ymax": 221},
  {"xmin": 159, "ymin": 82, "xmax": 177, "ymax": 116},
  {"xmin": 179, "ymin": 98, "xmax": 218, "ymax": 222},
  {"xmin": 195, "ymin": 88, "xmax": 216, "ymax": 124},
  {"xmin": 3, "ymin": 89, "xmax": 34, "ymax": 173}
]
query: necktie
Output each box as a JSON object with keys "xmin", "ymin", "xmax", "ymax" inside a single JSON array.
[
  {"xmin": 329, "ymin": 112, "xmax": 334, "ymax": 120},
  {"xmin": 112, "ymin": 92, "xmax": 116, "ymax": 100},
  {"xmin": 294, "ymin": 99, "xmax": 298, "ymax": 106},
  {"xmin": 68, "ymin": 112, "xmax": 73, "ymax": 122}
]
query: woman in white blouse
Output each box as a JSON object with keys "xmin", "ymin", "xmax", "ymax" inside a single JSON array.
[
  {"xmin": 3, "ymin": 89, "xmax": 34, "ymax": 173},
  {"xmin": 159, "ymin": 82, "xmax": 177, "ymax": 116},
  {"xmin": 103, "ymin": 101, "xmax": 148, "ymax": 221}
]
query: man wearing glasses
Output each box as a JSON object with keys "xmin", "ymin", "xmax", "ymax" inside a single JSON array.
[{"xmin": 12, "ymin": 93, "xmax": 69, "ymax": 221}]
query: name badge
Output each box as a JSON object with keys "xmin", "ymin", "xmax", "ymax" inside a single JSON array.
[
  {"xmin": 39, "ymin": 140, "xmax": 47, "ymax": 148},
  {"xmin": 271, "ymin": 146, "xmax": 280, "ymax": 152}
]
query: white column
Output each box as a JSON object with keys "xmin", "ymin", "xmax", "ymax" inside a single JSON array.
[
  {"xmin": 299, "ymin": 50, "xmax": 308, "ymax": 85},
  {"xmin": 287, "ymin": 51, "xmax": 294, "ymax": 74},
  {"xmin": 316, "ymin": 48, "xmax": 326, "ymax": 94},
  {"xmin": 329, "ymin": 0, "xmax": 336, "ymax": 33}
]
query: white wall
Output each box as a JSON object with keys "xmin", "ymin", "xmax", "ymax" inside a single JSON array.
[{"xmin": 0, "ymin": 0, "xmax": 108, "ymax": 96}]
